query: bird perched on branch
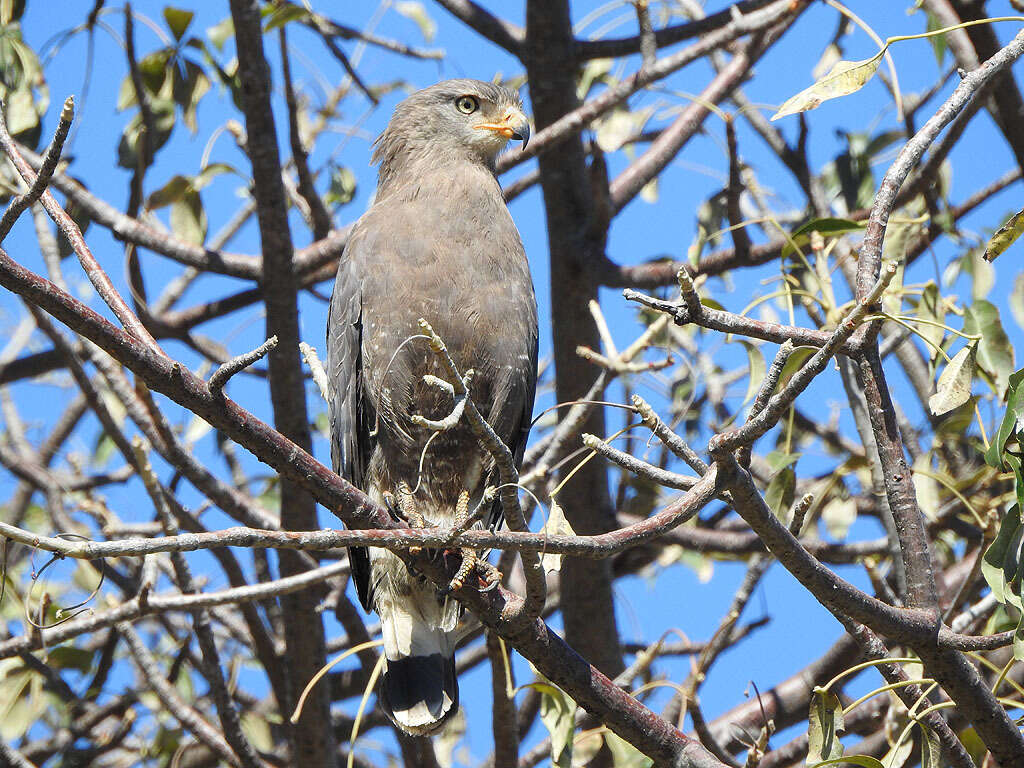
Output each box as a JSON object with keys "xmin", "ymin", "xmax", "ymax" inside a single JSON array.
[{"xmin": 327, "ymin": 79, "xmax": 537, "ymax": 735}]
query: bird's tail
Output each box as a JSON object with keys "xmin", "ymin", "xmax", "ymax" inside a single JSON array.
[{"xmin": 377, "ymin": 590, "xmax": 459, "ymax": 735}]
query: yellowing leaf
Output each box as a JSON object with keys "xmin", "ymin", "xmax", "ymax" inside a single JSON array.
[
  {"xmin": 540, "ymin": 499, "xmax": 575, "ymax": 574},
  {"xmin": 822, "ymin": 495, "xmax": 857, "ymax": 540},
  {"xmin": 928, "ymin": 344, "xmax": 976, "ymax": 416},
  {"xmin": 772, "ymin": 52, "xmax": 884, "ymax": 121},
  {"xmin": 984, "ymin": 207, "xmax": 1024, "ymax": 262}
]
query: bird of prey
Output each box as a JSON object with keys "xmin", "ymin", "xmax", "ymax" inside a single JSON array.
[{"xmin": 327, "ymin": 79, "xmax": 537, "ymax": 735}]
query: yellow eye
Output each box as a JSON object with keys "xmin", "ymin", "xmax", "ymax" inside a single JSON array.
[{"xmin": 455, "ymin": 95, "xmax": 479, "ymax": 114}]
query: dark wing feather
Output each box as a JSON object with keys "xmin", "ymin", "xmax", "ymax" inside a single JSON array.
[
  {"xmin": 327, "ymin": 237, "xmax": 374, "ymax": 610},
  {"xmin": 484, "ymin": 329, "xmax": 539, "ymax": 532}
]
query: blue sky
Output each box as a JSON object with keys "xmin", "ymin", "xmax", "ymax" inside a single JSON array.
[{"xmin": 3, "ymin": 1, "xmax": 1024, "ymax": 764}]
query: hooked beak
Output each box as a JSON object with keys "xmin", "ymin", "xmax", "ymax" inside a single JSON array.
[{"xmin": 475, "ymin": 107, "xmax": 531, "ymax": 149}]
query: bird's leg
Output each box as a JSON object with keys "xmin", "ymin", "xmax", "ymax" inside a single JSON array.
[
  {"xmin": 445, "ymin": 489, "xmax": 503, "ymax": 592},
  {"xmin": 447, "ymin": 547, "xmax": 477, "ymax": 593},
  {"xmin": 447, "ymin": 551, "xmax": 503, "ymax": 593},
  {"xmin": 396, "ymin": 481, "xmax": 427, "ymax": 554}
]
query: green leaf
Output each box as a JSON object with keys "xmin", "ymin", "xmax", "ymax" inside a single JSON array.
[
  {"xmin": 739, "ymin": 340, "xmax": 766, "ymax": 408},
  {"xmin": 778, "ymin": 346, "xmax": 817, "ymax": 389},
  {"xmin": 1014, "ymin": 613, "xmax": 1024, "ymax": 662},
  {"xmin": 809, "ymin": 757, "xmax": 885, "ymax": 768},
  {"xmin": 325, "ymin": 165, "xmax": 357, "ymax": 207},
  {"xmin": 985, "ymin": 368, "xmax": 1024, "ymax": 468},
  {"xmin": 782, "ymin": 218, "xmax": 866, "ymax": 259},
  {"xmin": 240, "ymin": 711, "xmax": 273, "ymax": 752},
  {"xmin": 915, "ymin": 281, "xmax": 945, "ymax": 355},
  {"xmin": 606, "ymin": 732, "xmax": 654, "ymax": 768},
  {"xmin": 147, "ymin": 174, "xmax": 193, "ymax": 208},
  {"xmin": 263, "ymin": 3, "xmax": 309, "ymax": 32},
  {"xmin": 807, "ymin": 687, "xmax": 845, "ymax": 765},
  {"xmin": 47, "ymin": 645, "xmax": 95, "ymax": 673},
  {"xmin": 928, "ymin": 344, "xmax": 976, "ymax": 416},
  {"xmin": 765, "ymin": 458, "xmax": 797, "ymax": 523},
  {"xmin": 964, "ymin": 300, "xmax": 1015, "ymax": 399},
  {"xmin": 880, "ymin": 727, "xmax": 913, "ymax": 768},
  {"xmin": 170, "ymin": 189, "xmax": 207, "ymax": 245},
  {"xmin": 984, "ymin": 207, "xmax": 1024, "ymax": 263},
  {"xmin": 772, "ymin": 51, "xmax": 884, "ymax": 121},
  {"xmin": 925, "ymin": 11, "xmax": 947, "ymax": 65},
  {"xmin": 982, "ymin": 505, "xmax": 1022, "ymax": 604},
  {"xmin": 537, "ymin": 682, "xmax": 575, "ymax": 768},
  {"xmin": 194, "ymin": 162, "xmax": 236, "ymax": 190},
  {"xmin": 918, "ymin": 724, "xmax": 941, "ymax": 768},
  {"xmin": 163, "ymin": 7, "xmax": 194, "ymax": 40}
]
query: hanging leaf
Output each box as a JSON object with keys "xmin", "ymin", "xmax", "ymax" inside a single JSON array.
[
  {"xmin": 163, "ymin": 7, "xmax": 195, "ymax": 40},
  {"xmin": 982, "ymin": 505, "xmax": 1022, "ymax": 605},
  {"xmin": 918, "ymin": 725, "xmax": 942, "ymax": 768},
  {"xmin": 928, "ymin": 344, "xmax": 976, "ymax": 416},
  {"xmin": 537, "ymin": 682, "xmax": 575, "ymax": 768},
  {"xmin": 809, "ymin": 757, "xmax": 885, "ymax": 768},
  {"xmin": 984, "ymin": 207, "xmax": 1024, "ymax": 262},
  {"xmin": 985, "ymin": 369, "xmax": 1024, "ymax": 469},
  {"xmin": 326, "ymin": 165, "xmax": 357, "ymax": 206},
  {"xmin": 807, "ymin": 687, "xmax": 845, "ymax": 764},
  {"xmin": 739, "ymin": 340, "xmax": 766, "ymax": 408},
  {"xmin": 1011, "ymin": 273, "xmax": 1024, "ymax": 331},
  {"xmin": 822, "ymin": 495, "xmax": 857, "ymax": 540},
  {"xmin": 911, "ymin": 456, "xmax": 941, "ymax": 520},
  {"xmin": 964, "ymin": 300, "xmax": 1015, "ymax": 399},
  {"xmin": 765, "ymin": 452, "xmax": 798, "ymax": 523},
  {"xmin": 207, "ymin": 17, "xmax": 234, "ymax": 50},
  {"xmin": 772, "ymin": 51, "xmax": 884, "ymax": 121},
  {"xmin": 915, "ymin": 281, "xmax": 946, "ymax": 355},
  {"xmin": 540, "ymin": 499, "xmax": 575, "ymax": 574},
  {"xmin": 170, "ymin": 189, "xmax": 207, "ymax": 245},
  {"xmin": 880, "ymin": 728, "xmax": 914, "ymax": 768},
  {"xmin": 782, "ymin": 218, "xmax": 865, "ymax": 259},
  {"xmin": 606, "ymin": 732, "xmax": 654, "ymax": 768}
]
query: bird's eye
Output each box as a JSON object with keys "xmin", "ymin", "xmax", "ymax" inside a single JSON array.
[{"xmin": 455, "ymin": 95, "xmax": 479, "ymax": 114}]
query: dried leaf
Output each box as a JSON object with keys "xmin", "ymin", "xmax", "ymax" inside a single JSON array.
[
  {"xmin": 984, "ymin": 207, "xmax": 1024, "ymax": 262},
  {"xmin": 772, "ymin": 52, "xmax": 884, "ymax": 121},
  {"xmin": 928, "ymin": 344, "xmax": 976, "ymax": 416},
  {"xmin": 822, "ymin": 495, "xmax": 857, "ymax": 540},
  {"xmin": 540, "ymin": 499, "xmax": 575, "ymax": 574},
  {"xmin": 395, "ymin": 1, "xmax": 437, "ymax": 42}
]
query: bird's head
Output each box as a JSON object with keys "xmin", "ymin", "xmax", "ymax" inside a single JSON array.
[{"xmin": 372, "ymin": 79, "xmax": 530, "ymax": 179}]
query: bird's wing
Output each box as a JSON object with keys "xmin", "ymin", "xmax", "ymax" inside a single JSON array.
[
  {"xmin": 327, "ymin": 232, "xmax": 374, "ymax": 611},
  {"xmin": 485, "ymin": 330, "xmax": 539, "ymax": 532}
]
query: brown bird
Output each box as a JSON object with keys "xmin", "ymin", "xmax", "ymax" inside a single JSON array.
[{"xmin": 327, "ymin": 79, "xmax": 537, "ymax": 735}]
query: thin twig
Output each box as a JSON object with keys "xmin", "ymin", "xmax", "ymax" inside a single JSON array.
[{"xmin": 208, "ymin": 336, "xmax": 278, "ymax": 395}]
